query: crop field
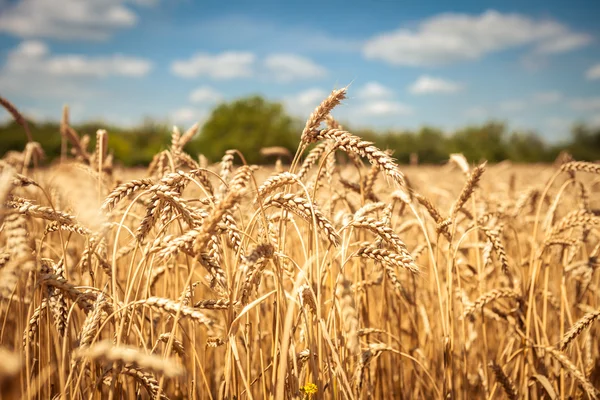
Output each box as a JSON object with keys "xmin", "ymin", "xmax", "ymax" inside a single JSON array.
[{"xmin": 0, "ymin": 89, "xmax": 599, "ymax": 399}]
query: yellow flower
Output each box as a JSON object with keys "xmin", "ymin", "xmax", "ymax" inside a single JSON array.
[{"xmin": 300, "ymin": 382, "xmax": 318, "ymax": 395}]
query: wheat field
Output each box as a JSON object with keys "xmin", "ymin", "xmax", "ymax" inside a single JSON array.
[{"xmin": 0, "ymin": 88, "xmax": 599, "ymax": 399}]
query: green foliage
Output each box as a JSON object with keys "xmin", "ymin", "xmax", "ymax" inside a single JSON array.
[
  {"xmin": 506, "ymin": 131, "xmax": 553, "ymax": 163},
  {"xmin": 1, "ymin": 95, "xmax": 598, "ymax": 166},
  {"xmin": 0, "ymin": 119, "xmax": 171, "ymax": 167},
  {"xmin": 448, "ymin": 122, "xmax": 508, "ymax": 162},
  {"xmin": 566, "ymin": 124, "xmax": 600, "ymax": 161},
  {"xmin": 189, "ymin": 96, "xmax": 300, "ymax": 164},
  {"xmin": 0, "ymin": 120, "xmax": 62, "ymax": 157}
]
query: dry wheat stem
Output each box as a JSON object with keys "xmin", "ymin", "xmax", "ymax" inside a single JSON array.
[
  {"xmin": 307, "ymin": 128, "xmax": 405, "ymax": 186},
  {"xmin": 73, "ymin": 340, "xmax": 184, "ymax": 378},
  {"xmin": 559, "ymin": 309, "xmax": 600, "ymax": 350},
  {"xmin": 541, "ymin": 346, "xmax": 599, "ymax": 399},
  {"xmin": 301, "ymin": 87, "xmax": 347, "ymax": 143}
]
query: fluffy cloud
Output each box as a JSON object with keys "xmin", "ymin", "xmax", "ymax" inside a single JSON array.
[
  {"xmin": 363, "ymin": 10, "xmax": 591, "ymax": 66},
  {"xmin": 189, "ymin": 86, "xmax": 223, "ymax": 103},
  {"xmin": 264, "ymin": 54, "xmax": 327, "ymax": 82},
  {"xmin": 499, "ymin": 100, "xmax": 528, "ymax": 112},
  {"xmin": 171, "ymin": 52, "xmax": 328, "ymax": 82},
  {"xmin": 171, "ymin": 52, "xmax": 255, "ymax": 79},
  {"xmin": 464, "ymin": 106, "xmax": 489, "ymax": 119},
  {"xmin": 3, "ymin": 40, "xmax": 152, "ymax": 77},
  {"xmin": 409, "ymin": 76, "xmax": 462, "ymax": 94},
  {"xmin": 545, "ymin": 117, "xmax": 573, "ymax": 129},
  {"xmin": 0, "ymin": 0, "xmax": 146, "ymax": 40},
  {"xmin": 172, "ymin": 108, "xmax": 195, "ymax": 122},
  {"xmin": 0, "ymin": 41, "xmax": 151, "ymax": 100},
  {"xmin": 284, "ymin": 88, "xmax": 328, "ymax": 115},
  {"xmin": 171, "ymin": 107, "xmax": 208, "ymax": 124},
  {"xmin": 570, "ymin": 97, "xmax": 600, "ymax": 112},
  {"xmin": 534, "ymin": 33, "xmax": 592, "ymax": 54},
  {"xmin": 588, "ymin": 115, "xmax": 600, "ymax": 128},
  {"xmin": 358, "ymin": 101, "xmax": 412, "ymax": 117},
  {"xmin": 129, "ymin": 0, "xmax": 159, "ymax": 5},
  {"xmin": 350, "ymin": 82, "xmax": 411, "ymax": 117},
  {"xmin": 465, "ymin": 91, "xmax": 563, "ymax": 122},
  {"xmin": 499, "ymin": 91, "xmax": 563, "ymax": 113},
  {"xmin": 532, "ymin": 91, "xmax": 562, "ymax": 104},
  {"xmin": 586, "ymin": 64, "xmax": 600, "ymax": 80},
  {"xmin": 356, "ymin": 82, "xmax": 394, "ymax": 99}
]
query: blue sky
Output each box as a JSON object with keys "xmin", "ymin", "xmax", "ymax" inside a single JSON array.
[{"xmin": 0, "ymin": 0, "xmax": 599, "ymax": 142}]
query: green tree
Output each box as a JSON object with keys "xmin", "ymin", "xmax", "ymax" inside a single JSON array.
[
  {"xmin": 413, "ymin": 127, "xmax": 448, "ymax": 163},
  {"xmin": 506, "ymin": 131, "xmax": 552, "ymax": 162},
  {"xmin": 191, "ymin": 96, "xmax": 300, "ymax": 164},
  {"xmin": 449, "ymin": 121, "xmax": 509, "ymax": 162},
  {"xmin": 1, "ymin": 101, "xmax": 599, "ymax": 166},
  {"xmin": 566, "ymin": 124, "xmax": 600, "ymax": 161}
]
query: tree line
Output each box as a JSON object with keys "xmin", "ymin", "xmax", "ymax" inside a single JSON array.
[{"xmin": 1, "ymin": 95, "xmax": 598, "ymax": 166}]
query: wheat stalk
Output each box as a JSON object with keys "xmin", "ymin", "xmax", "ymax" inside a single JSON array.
[
  {"xmin": 301, "ymin": 88, "xmax": 347, "ymax": 143},
  {"xmin": 74, "ymin": 340, "xmax": 184, "ymax": 378},
  {"xmin": 305, "ymin": 128, "xmax": 404, "ymax": 186},
  {"xmin": 541, "ymin": 346, "xmax": 599, "ymax": 399},
  {"xmin": 463, "ymin": 289, "xmax": 521, "ymax": 318},
  {"xmin": 489, "ymin": 362, "xmax": 518, "ymax": 400},
  {"xmin": 559, "ymin": 309, "xmax": 600, "ymax": 350}
]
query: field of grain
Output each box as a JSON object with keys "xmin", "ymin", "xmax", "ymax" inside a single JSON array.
[{"xmin": 0, "ymin": 89, "xmax": 599, "ymax": 399}]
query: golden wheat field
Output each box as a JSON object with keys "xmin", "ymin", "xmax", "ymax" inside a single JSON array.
[{"xmin": 0, "ymin": 88, "xmax": 599, "ymax": 399}]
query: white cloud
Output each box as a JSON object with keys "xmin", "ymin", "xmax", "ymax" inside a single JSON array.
[
  {"xmin": 171, "ymin": 108, "xmax": 196, "ymax": 123},
  {"xmin": 47, "ymin": 55, "xmax": 150, "ymax": 77},
  {"xmin": 363, "ymin": 10, "xmax": 591, "ymax": 66},
  {"xmin": 171, "ymin": 52, "xmax": 255, "ymax": 79},
  {"xmin": 534, "ymin": 33, "xmax": 592, "ymax": 54},
  {"xmin": 16, "ymin": 40, "xmax": 48, "ymax": 58},
  {"xmin": 409, "ymin": 75, "xmax": 462, "ymax": 94},
  {"xmin": 499, "ymin": 99, "xmax": 528, "ymax": 112},
  {"xmin": 356, "ymin": 82, "xmax": 394, "ymax": 99},
  {"xmin": 0, "ymin": 41, "xmax": 151, "ymax": 100},
  {"xmin": 498, "ymin": 91, "xmax": 562, "ymax": 113},
  {"xmin": 173, "ymin": 52, "xmax": 326, "ymax": 82},
  {"xmin": 189, "ymin": 86, "xmax": 223, "ymax": 104},
  {"xmin": 545, "ymin": 117, "xmax": 572, "ymax": 129},
  {"xmin": 345, "ymin": 83, "xmax": 414, "ymax": 119},
  {"xmin": 570, "ymin": 97, "xmax": 600, "ymax": 112},
  {"xmin": 588, "ymin": 115, "xmax": 600, "ymax": 128},
  {"xmin": 128, "ymin": 0, "xmax": 159, "ymax": 5},
  {"xmin": 3, "ymin": 41, "xmax": 152, "ymax": 78},
  {"xmin": 464, "ymin": 106, "xmax": 489, "ymax": 119},
  {"xmin": 358, "ymin": 100, "xmax": 413, "ymax": 117},
  {"xmin": 171, "ymin": 107, "xmax": 209, "ymax": 124},
  {"xmin": 264, "ymin": 54, "xmax": 327, "ymax": 82},
  {"xmin": 0, "ymin": 0, "xmax": 139, "ymax": 40},
  {"xmin": 532, "ymin": 91, "xmax": 562, "ymax": 104},
  {"xmin": 294, "ymin": 88, "xmax": 328, "ymax": 107},
  {"xmin": 586, "ymin": 64, "xmax": 600, "ymax": 80},
  {"xmin": 284, "ymin": 88, "xmax": 328, "ymax": 115}
]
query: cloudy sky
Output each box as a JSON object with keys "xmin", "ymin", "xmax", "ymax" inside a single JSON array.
[{"xmin": 0, "ymin": 0, "xmax": 599, "ymax": 141}]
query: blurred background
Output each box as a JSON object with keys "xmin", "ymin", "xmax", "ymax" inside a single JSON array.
[{"xmin": 0, "ymin": 0, "xmax": 599, "ymax": 165}]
